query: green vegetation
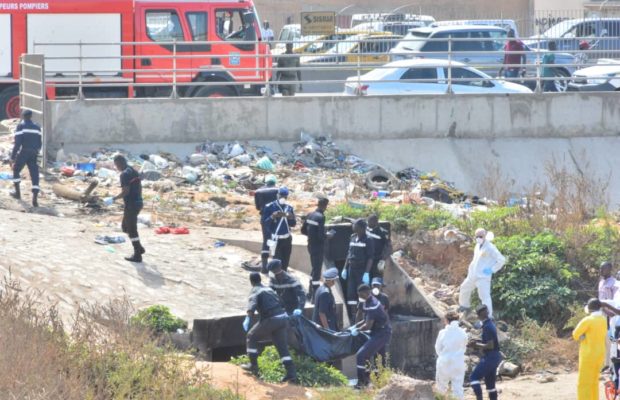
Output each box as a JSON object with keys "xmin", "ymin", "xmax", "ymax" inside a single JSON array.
[
  {"xmin": 326, "ymin": 202, "xmax": 456, "ymax": 233},
  {"xmin": 231, "ymin": 346, "xmax": 348, "ymax": 387},
  {"xmin": 131, "ymin": 305, "xmax": 188, "ymax": 333},
  {"xmin": 326, "ymin": 200, "xmax": 620, "ymax": 330},
  {"xmin": 502, "ymin": 314, "xmax": 557, "ymax": 367},
  {"xmin": 492, "ymin": 233, "xmax": 577, "ymax": 324}
]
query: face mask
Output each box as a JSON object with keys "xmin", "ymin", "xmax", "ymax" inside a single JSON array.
[
  {"xmin": 476, "ymin": 237, "xmax": 484, "ymax": 245},
  {"xmin": 359, "ymin": 298, "xmax": 365, "ymax": 304},
  {"xmin": 278, "ymin": 198, "xmax": 286, "ymax": 205},
  {"xmin": 372, "ymin": 288, "xmax": 380, "ymax": 296}
]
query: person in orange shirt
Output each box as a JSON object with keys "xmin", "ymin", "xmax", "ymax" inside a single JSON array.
[{"xmin": 572, "ymin": 298, "xmax": 608, "ymax": 400}]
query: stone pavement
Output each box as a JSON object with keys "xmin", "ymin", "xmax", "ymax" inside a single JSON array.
[{"xmin": 0, "ymin": 208, "xmax": 309, "ymax": 325}]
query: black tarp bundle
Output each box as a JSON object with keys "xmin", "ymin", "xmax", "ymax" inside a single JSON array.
[{"xmin": 288, "ymin": 315, "xmax": 369, "ymax": 362}]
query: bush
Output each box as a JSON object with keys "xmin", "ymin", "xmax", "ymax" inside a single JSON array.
[
  {"xmin": 231, "ymin": 346, "xmax": 348, "ymax": 387},
  {"xmin": 131, "ymin": 305, "xmax": 188, "ymax": 333},
  {"xmin": 326, "ymin": 202, "xmax": 456, "ymax": 233},
  {"xmin": 492, "ymin": 233, "xmax": 577, "ymax": 325},
  {"xmin": 456, "ymin": 207, "xmax": 533, "ymax": 237},
  {"xmin": 502, "ymin": 316, "xmax": 556, "ymax": 368}
]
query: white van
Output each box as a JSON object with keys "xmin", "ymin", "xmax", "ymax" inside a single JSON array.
[{"xmin": 431, "ymin": 19, "xmax": 518, "ymax": 36}]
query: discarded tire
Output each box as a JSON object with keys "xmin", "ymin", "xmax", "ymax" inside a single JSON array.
[{"xmin": 366, "ymin": 167, "xmax": 394, "ymax": 191}]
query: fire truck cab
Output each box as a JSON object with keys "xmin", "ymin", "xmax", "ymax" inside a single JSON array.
[{"xmin": 0, "ymin": 0, "xmax": 271, "ymax": 119}]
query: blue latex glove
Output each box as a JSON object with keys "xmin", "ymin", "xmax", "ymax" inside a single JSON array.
[
  {"xmin": 242, "ymin": 316, "xmax": 250, "ymax": 332},
  {"xmin": 482, "ymin": 268, "xmax": 493, "ymax": 276},
  {"xmin": 103, "ymin": 197, "xmax": 114, "ymax": 206},
  {"xmin": 293, "ymin": 309, "xmax": 302, "ymax": 316},
  {"xmin": 362, "ymin": 272, "xmax": 370, "ymax": 285},
  {"xmin": 349, "ymin": 327, "xmax": 359, "ymax": 336},
  {"xmin": 341, "ymin": 268, "xmax": 348, "ymax": 280}
]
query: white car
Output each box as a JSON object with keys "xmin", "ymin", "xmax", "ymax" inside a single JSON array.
[
  {"xmin": 568, "ymin": 59, "xmax": 620, "ymax": 91},
  {"xmin": 344, "ymin": 59, "xmax": 533, "ymax": 95}
]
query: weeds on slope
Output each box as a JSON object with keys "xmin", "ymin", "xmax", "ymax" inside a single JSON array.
[{"xmin": 0, "ymin": 273, "xmax": 240, "ymax": 400}]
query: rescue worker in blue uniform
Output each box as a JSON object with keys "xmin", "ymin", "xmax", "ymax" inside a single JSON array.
[
  {"xmin": 106, "ymin": 155, "xmax": 145, "ymax": 263},
  {"xmin": 366, "ymin": 214, "xmax": 391, "ymax": 280},
  {"xmin": 261, "ymin": 187, "xmax": 296, "ymax": 271},
  {"xmin": 468, "ymin": 304, "xmax": 502, "ymax": 400},
  {"xmin": 341, "ymin": 219, "xmax": 374, "ymax": 318},
  {"xmin": 268, "ymin": 259, "xmax": 305, "ymax": 316},
  {"xmin": 10, "ymin": 109, "xmax": 42, "ymax": 207},
  {"xmin": 313, "ymin": 267, "xmax": 339, "ymax": 331},
  {"xmin": 350, "ymin": 284, "xmax": 392, "ymax": 389},
  {"xmin": 255, "ymin": 175, "xmax": 279, "ymax": 273},
  {"xmin": 241, "ymin": 272, "xmax": 298, "ymax": 383},
  {"xmin": 302, "ymin": 196, "xmax": 330, "ymax": 300}
]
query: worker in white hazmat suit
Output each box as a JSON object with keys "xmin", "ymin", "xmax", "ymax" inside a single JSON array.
[
  {"xmin": 458, "ymin": 228, "xmax": 506, "ymax": 318},
  {"xmin": 435, "ymin": 310, "xmax": 468, "ymax": 399}
]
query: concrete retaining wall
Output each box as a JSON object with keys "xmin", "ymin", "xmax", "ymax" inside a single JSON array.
[{"xmin": 48, "ymin": 93, "xmax": 620, "ymax": 206}]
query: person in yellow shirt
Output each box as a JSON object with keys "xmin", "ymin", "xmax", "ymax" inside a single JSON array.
[{"xmin": 572, "ymin": 298, "xmax": 608, "ymax": 400}]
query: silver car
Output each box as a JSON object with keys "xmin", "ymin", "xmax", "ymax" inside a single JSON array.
[{"xmin": 390, "ymin": 25, "xmax": 577, "ymax": 91}]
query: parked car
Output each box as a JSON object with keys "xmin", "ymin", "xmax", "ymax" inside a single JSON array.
[
  {"xmin": 526, "ymin": 18, "xmax": 620, "ymax": 59},
  {"xmin": 389, "ymin": 25, "xmax": 576, "ymax": 91},
  {"xmin": 431, "ymin": 19, "xmax": 518, "ymax": 36},
  {"xmin": 303, "ymin": 34, "xmax": 403, "ymax": 64},
  {"xmin": 354, "ymin": 20, "xmax": 430, "ymax": 36},
  {"xmin": 344, "ymin": 59, "xmax": 533, "ymax": 95},
  {"xmin": 274, "ymin": 29, "xmax": 393, "ymax": 56},
  {"xmin": 273, "ymin": 24, "xmax": 301, "ymax": 54},
  {"xmin": 568, "ymin": 59, "xmax": 620, "ymax": 91},
  {"xmin": 351, "ymin": 13, "xmax": 435, "ymax": 28}
]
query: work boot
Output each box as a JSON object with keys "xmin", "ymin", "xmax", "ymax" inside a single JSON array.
[
  {"xmin": 125, "ymin": 241, "xmax": 143, "ymax": 263},
  {"xmin": 282, "ymin": 362, "xmax": 298, "ymax": 384},
  {"xmin": 241, "ymin": 353, "xmax": 259, "ymax": 376},
  {"xmin": 32, "ymin": 190, "xmax": 39, "ymax": 208},
  {"xmin": 10, "ymin": 183, "xmax": 21, "ymax": 200}
]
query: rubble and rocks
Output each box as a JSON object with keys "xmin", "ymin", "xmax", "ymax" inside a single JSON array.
[{"xmin": 373, "ymin": 374, "xmax": 434, "ymax": 400}]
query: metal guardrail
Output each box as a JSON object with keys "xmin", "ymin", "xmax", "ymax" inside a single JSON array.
[{"xmin": 32, "ymin": 34, "xmax": 620, "ymax": 97}]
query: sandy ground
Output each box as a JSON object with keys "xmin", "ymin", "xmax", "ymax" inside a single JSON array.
[
  {"xmin": 204, "ymin": 363, "xmax": 605, "ymax": 400},
  {"xmin": 464, "ymin": 372, "xmax": 606, "ymax": 400},
  {"xmin": 199, "ymin": 362, "xmax": 316, "ymax": 400},
  {"xmin": 0, "ymin": 205, "xmax": 310, "ymax": 324}
]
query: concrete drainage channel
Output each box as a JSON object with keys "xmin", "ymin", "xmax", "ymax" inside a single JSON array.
[{"xmin": 191, "ymin": 225, "xmax": 441, "ymax": 379}]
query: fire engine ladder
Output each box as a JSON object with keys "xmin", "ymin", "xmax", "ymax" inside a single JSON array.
[{"xmin": 19, "ymin": 54, "xmax": 47, "ymax": 169}]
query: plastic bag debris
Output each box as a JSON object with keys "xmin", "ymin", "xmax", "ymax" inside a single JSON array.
[{"xmin": 256, "ymin": 156, "xmax": 275, "ymax": 171}]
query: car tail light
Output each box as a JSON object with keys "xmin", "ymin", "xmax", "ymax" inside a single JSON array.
[{"xmin": 355, "ymin": 84, "xmax": 369, "ymax": 96}]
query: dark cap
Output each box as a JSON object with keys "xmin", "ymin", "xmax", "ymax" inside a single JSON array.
[
  {"xmin": 21, "ymin": 109, "xmax": 32, "ymax": 118},
  {"xmin": 476, "ymin": 304, "xmax": 488, "ymax": 313},
  {"xmin": 357, "ymin": 284, "xmax": 371, "ymax": 293},
  {"xmin": 354, "ymin": 218, "xmax": 367, "ymax": 229},
  {"xmin": 249, "ymin": 272, "xmax": 261, "ymax": 284},
  {"xmin": 371, "ymin": 277, "xmax": 384, "ymax": 287},
  {"xmin": 267, "ymin": 259, "xmax": 283, "ymax": 272},
  {"xmin": 323, "ymin": 267, "xmax": 339, "ymax": 280}
]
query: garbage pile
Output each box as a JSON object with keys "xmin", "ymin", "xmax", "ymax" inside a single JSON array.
[{"xmin": 31, "ymin": 132, "xmax": 469, "ymax": 226}]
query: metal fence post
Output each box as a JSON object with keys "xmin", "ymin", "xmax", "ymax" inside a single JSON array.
[
  {"xmin": 78, "ymin": 41, "xmax": 84, "ymax": 99},
  {"xmin": 264, "ymin": 40, "xmax": 271, "ymax": 97},
  {"xmin": 447, "ymin": 36, "xmax": 453, "ymax": 94},
  {"xmin": 171, "ymin": 40, "xmax": 178, "ymax": 99},
  {"xmin": 357, "ymin": 38, "xmax": 362, "ymax": 96},
  {"xmin": 535, "ymin": 35, "xmax": 542, "ymax": 94}
]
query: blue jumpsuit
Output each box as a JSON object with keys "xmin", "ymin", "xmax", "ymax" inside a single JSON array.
[
  {"xmin": 470, "ymin": 319, "xmax": 502, "ymax": 400},
  {"xmin": 356, "ymin": 295, "xmax": 391, "ymax": 386},
  {"xmin": 11, "ymin": 119, "xmax": 42, "ymax": 193},
  {"xmin": 261, "ymin": 200, "xmax": 296, "ymax": 271}
]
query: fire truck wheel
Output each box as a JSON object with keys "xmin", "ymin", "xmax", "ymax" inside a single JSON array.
[
  {"xmin": 0, "ymin": 86, "xmax": 21, "ymax": 121},
  {"xmin": 192, "ymin": 85, "xmax": 235, "ymax": 98}
]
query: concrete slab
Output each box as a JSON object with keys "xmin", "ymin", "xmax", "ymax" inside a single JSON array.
[{"xmin": 0, "ymin": 209, "xmax": 311, "ymax": 325}]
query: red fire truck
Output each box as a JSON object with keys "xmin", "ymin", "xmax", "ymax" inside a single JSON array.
[{"xmin": 0, "ymin": 0, "xmax": 272, "ymax": 119}]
